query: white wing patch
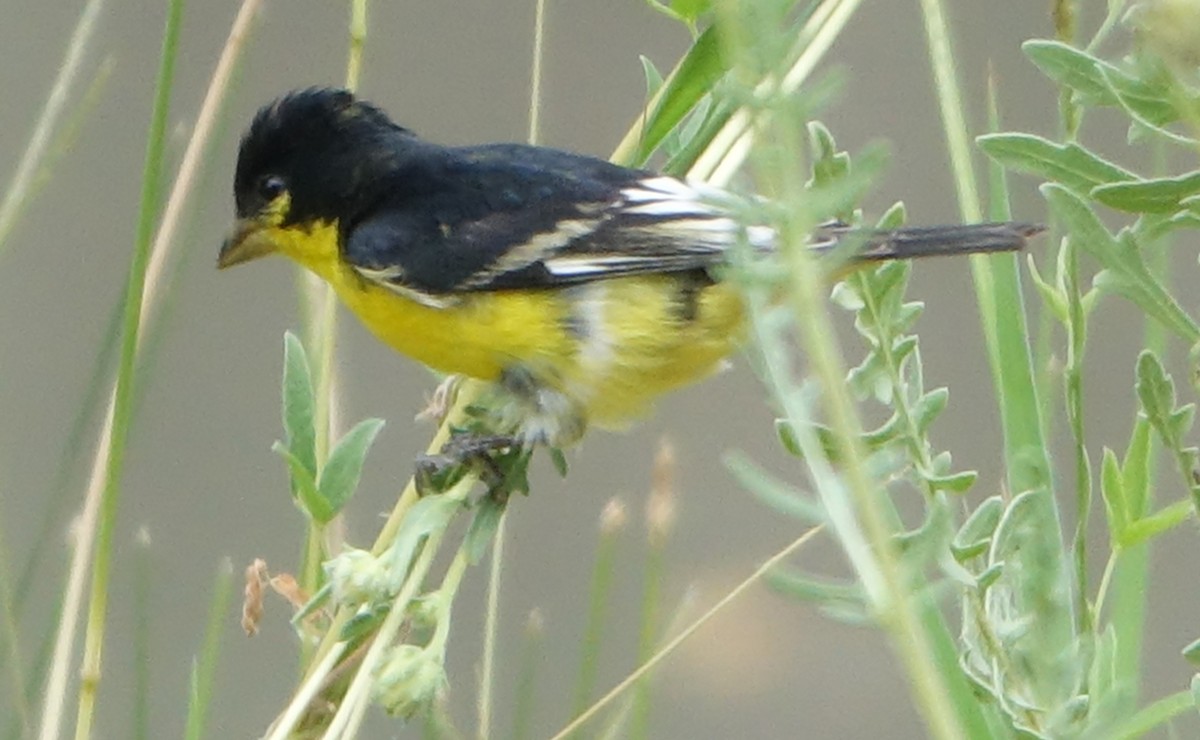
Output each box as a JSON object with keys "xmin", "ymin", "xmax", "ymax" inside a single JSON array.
[
  {"xmin": 619, "ymin": 176, "xmax": 777, "ymax": 249},
  {"xmin": 620, "ymin": 176, "xmax": 723, "ymax": 217},
  {"xmin": 456, "ymin": 216, "xmax": 607, "ymax": 289},
  {"xmin": 353, "ymin": 264, "xmax": 457, "ymax": 309},
  {"xmin": 545, "ymin": 255, "xmax": 664, "ymax": 278}
]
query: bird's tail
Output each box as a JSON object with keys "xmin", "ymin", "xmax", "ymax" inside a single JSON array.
[{"xmin": 814, "ymin": 221, "xmax": 1044, "ymax": 262}]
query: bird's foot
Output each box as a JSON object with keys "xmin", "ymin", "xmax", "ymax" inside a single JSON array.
[{"xmin": 415, "ymin": 433, "xmax": 523, "ymax": 497}]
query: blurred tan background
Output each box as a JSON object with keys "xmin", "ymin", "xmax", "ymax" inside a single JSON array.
[{"xmin": 3, "ymin": 1, "xmax": 1198, "ymax": 738}]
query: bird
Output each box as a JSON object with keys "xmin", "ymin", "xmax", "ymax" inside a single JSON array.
[{"xmin": 219, "ymin": 87, "xmax": 1040, "ymax": 448}]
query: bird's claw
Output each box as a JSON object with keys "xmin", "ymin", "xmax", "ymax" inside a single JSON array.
[{"xmin": 414, "ymin": 433, "xmax": 522, "ymax": 496}]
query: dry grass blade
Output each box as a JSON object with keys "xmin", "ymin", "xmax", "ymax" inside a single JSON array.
[{"xmin": 550, "ymin": 526, "xmax": 823, "ymax": 740}]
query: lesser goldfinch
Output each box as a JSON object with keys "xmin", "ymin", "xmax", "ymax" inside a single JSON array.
[{"xmin": 219, "ymin": 88, "xmax": 1040, "ymax": 447}]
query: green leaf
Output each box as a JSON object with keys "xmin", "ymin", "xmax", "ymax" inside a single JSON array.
[
  {"xmin": 912, "ymin": 387, "xmax": 949, "ymax": 434},
  {"xmin": 272, "ymin": 441, "xmax": 326, "ymax": 521},
  {"xmin": 1043, "ymin": 184, "xmax": 1200, "ymax": 343},
  {"xmin": 1182, "ymin": 638, "xmax": 1200, "ymax": 667},
  {"xmin": 767, "ymin": 568, "xmax": 864, "ymax": 607},
  {"xmin": 774, "ymin": 418, "xmax": 802, "ymax": 457},
  {"xmin": 860, "ymin": 413, "xmax": 905, "ymax": 448},
  {"xmin": 548, "ymin": 447, "xmax": 569, "ymax": 477},
  {"xmin": 1092, "ymin": 171, "xmax": 1200, "ymax": 214},
  {"xmin": 1100, "ymin": 447, "xmax": 1128, "ymax": 538},
  {"xmin": 623, "ymin": 25, "xmax": 727, "ymax": 167},
  {"xmin": 951, "ymin": 496, "xmax": 1004, "ymax": 562},
  {"xmin": 644, "ymin": 0, "xmax": 710, "ymax": 25},
  {"xmin": 1097, "ymin": 65, "xmax": 1196, "ymax": 147},
  {"xmin": 975, "ymin": 562, "xmax": 1003, "ymax": 592},
  {"xmin": 874, "ymin": 201, "xmax": 908, "ymax": 231},
  {"xmin": 923, "ymin": 470, "xmax": 977, "ymax": 494},
  {"xmin": 890, "ymin": 335, "xmax": 919, "ymax": 367},
  {"xmin": 1023, "ymin": 40, "xmax": 1180, "ymax": 126},
  {"xmin": 829, "ymin": 280, "xmax": 864, "ymax": 311},
  {"xmin": 671, "ymin": 0, "xmax": 711, "ymax": 24},
  {"xmin": 1137, "ymin": 350, "xmax": 1184, "ymax": 440},
  {"xmin": 724, "ymin": 450, "xmax": 824, "ymax": 524},
  {"xmin": 640, "ymin": 55, "xmax": 664, "ymax": 99},
  {"xmin": 798, "ymin": 141, "xmax": 891, "ymax": 223},
  {"xmin": 340, "ymin": 607, "xmax": 386, "ymax": 642},
  {"xmin": 1025, "ymin": 253, "xmax": 1069, "ymax": 323},
  {"xmin": 1122, "ymin": 417, "xmax": 1153, "ymax": 520},
  {"xmin": 1024, "ymin": 40, "xmax": 1121, "ymax": 106},
  {"xmin": 846, "ymin": 350, "xmax": 890, "ymax": 402},
  {"xmin": 463, "ymin": 496, "xmax": 506, "ymax": 565},
  {"xmin": 1121, "ymin": 500, "xmax": 1194, "ymax": 546},
  {"xmin": 662, "ymin": 97, "xmax": 736, "ymax": 174},
  {"xmin": 977, "ymin": 133, "xmax": 1137, "ymax": 194},
  {"xmin": 282, "ymin": 332, "xmax": 317, "ymax": 480},
  {"xmin": 1134, "ymin": 350, "xmax": 1200, "ymax": 514},
  {"xmin": 384, "ymin": 495, "xmax": 467, "ymax": 587},
  {"xmin": 314, "ymin": 418, "xmax": 385, "ymax": 523},
  {"xmin": 808, "ymin": 120, "xmax": 850, "ymax": 188},
  {"xmin": 891, "ymin": 302, "xmax": 925, "ymax": 336}
]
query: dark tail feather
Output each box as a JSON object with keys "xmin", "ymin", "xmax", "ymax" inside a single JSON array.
[{"xmin": 823, "ymin": 222, "xmax": 1045, "ymax": 262}]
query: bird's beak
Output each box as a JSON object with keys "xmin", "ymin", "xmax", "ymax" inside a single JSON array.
[{"xmin": 218, "ymin": 218, "xmax": 277, "ymax": 269}]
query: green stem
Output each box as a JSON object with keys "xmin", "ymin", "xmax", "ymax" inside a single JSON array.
[
  {"xmin": 0, "ymin": 521, "xmax": 29, "ymax": 735},
  {"xmin": 571, "ymin": 503, "xmax": 624, "ymax": 721},
  {"xmin": 74, "ymin": 1, "xmax": 184, "ymax": 735},
  {"xmin": 629, "ymin": 540, "xmax": 666, "ymax": 740},
  {"xmin": 0, "ymin": 0, "xmax": 105, "ymax": 260},
  {"xmin": 1107, "ymin": 689, "xmax": 1194, "ymax": 740},
  {"xmin": 182, "ymin": 562, "xmax": 234, "ymax": 740},
  {"xmin": 510, "ymin": 610, "xmax": 544, "ymax": 740},
  {"xmin": 1065, "ymin": 242, "xmax": 1092, "ymax": 634},
  {"xmin": 133, "ymin": 532, "xmax": 152, "ymax": 740},
  {"xmin": 477, "ymin": 514, "xmax": 507, "ymax": 740}
]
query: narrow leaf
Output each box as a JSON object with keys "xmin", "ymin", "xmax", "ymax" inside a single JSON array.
[
  {"xmin": 621, "ymin": 26, "xmax": 727, "ymax": 166},
  {"xmin": 464, "ymin": 497, "xmax": 506, "ymax": 565},
  {"xmin": 315, "ymin": 418, "xmax": 385, "ymax": 522},
  {"xmin": 1100, "ymin": 447, "xmax": 1128, "ymax": 537},
  {"xmin": 282, "ymin": 332, "xmax": 317, "ymax": 478},
  {"xmin": 273, "ymin": 441, "xmax": 328, "ymax": 522},
  {"xmin": 978, "ymin": 133, "xmax": 1137, "ymax": 194},
  {"xmin": 1092, "ymin": 171, "xmax": 1200, "ymax": 214},
  {"xmin": 1043, "ymin": 184, "xmax": 1200, "ymax": 342}
]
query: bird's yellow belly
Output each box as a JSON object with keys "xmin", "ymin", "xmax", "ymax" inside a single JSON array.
[{"xmin": 324, "ymin": 263, "xmax": 745, "ymax": 427}]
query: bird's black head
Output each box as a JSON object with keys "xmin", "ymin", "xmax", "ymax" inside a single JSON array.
[{"xmin": 220, "ymin": 88, "xmax": 412, "ymax": 268}]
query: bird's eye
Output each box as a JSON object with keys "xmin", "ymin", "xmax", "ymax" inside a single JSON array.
[{"xmin": 257, "ymin": 174, "xmax": 286, "ymax": 201}]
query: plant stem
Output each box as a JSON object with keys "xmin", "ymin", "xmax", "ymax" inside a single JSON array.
[
  {"xmin": 74, "ymin": 1, "xmax": 184, "ymax": 734},
  {"xmin": 0, "ymin": 0, "xmax": 105, "ymax": 259},
  {"xmin": 477, "ymin": 513, "xmax": 506, "ymax": 740}
]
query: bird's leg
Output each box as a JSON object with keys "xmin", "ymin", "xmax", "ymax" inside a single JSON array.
[
  {"xmin": 498, "ymin": 366, "xmax": 587, "ymax": 448},
  {"xmin": 413, "ymin": 366, "xmax": 580, "ymax": 496}
]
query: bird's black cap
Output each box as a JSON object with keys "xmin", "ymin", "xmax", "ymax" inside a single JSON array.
[{"xmin": 232, "ymin": 87, "xmax": 412, "ymax": 225}]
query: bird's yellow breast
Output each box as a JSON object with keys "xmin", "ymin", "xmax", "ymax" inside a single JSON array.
[{"xmin": 269, "ymin": 222, "xmax": 744, "ymax": 427}]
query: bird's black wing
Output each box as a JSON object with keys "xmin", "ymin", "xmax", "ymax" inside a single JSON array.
[{"xmin": 342, "ymin": 143, "xmax": 763, "ymax": 304}]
